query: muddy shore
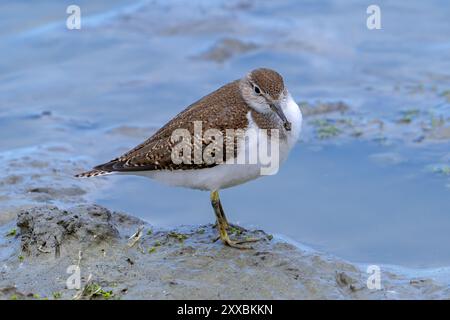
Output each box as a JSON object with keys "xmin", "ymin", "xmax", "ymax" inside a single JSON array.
[{"xmin": 1, "ymin": 204, "xmax": 449, "ymax": 300}]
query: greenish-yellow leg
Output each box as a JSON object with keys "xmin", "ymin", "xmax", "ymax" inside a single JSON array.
[
  {"xmin": 210, "ymin": 190, "xmax": 259, "ymax": 249},
  {"xmin": 212, "ymin": 193, "xmax": 246, "ymax": 232}
]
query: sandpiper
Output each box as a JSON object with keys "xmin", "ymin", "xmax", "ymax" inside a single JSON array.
[{"xmin": 76, "ymin": 68, "xmax": 302, "ymax": 249}]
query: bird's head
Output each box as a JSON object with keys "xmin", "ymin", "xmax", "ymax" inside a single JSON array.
[{"xmin": 240, "ymin": 68, "xmax": 291, "ymax": 131}]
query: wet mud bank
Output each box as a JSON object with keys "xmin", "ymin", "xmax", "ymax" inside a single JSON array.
[{"xmin": 1, "ymin": 204, "xmax": 449, "ymax": 300}]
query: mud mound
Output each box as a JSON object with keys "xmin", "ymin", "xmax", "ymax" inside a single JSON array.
[
  {"xmin": 1, "ymin": 205, "xmax": 449, "ymax": 300},
  {"xmin": 17, "ymin": 205, "xmax": 120, "ymax": 258}
]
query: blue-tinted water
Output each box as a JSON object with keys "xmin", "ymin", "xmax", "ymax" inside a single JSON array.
[{"xmin": 0, "ymin": 0, "xmax": 450, "ymax": 267}]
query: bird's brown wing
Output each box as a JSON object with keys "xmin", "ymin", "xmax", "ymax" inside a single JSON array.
[{"xmin": 93, "ymin": 80, "xmax": 250, "ymax": 173}]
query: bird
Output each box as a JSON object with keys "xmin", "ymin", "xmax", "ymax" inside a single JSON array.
[{"xmin": 76, "ymin": 68, "xmax": 302, "ymax": 249}]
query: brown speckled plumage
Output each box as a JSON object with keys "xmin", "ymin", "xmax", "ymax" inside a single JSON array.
[
  {"xmin": 76, "ymin": 68, "xmax": 289, "ymax": 178},
  {"xmin": 76, "ymin": 80, "xmax": 251, "ymax": 177},
  {"xmin": 250, "ymin": 109, "xmax": 285, "ymax": 138},
  {"xmin": 249, "ymin": 68, "xmax": 284, "ymax": 99}
]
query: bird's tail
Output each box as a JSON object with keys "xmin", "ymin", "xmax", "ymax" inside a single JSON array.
[{"xmin": 74, "ymin": 169, "xmax": 111, "ymax": 178}]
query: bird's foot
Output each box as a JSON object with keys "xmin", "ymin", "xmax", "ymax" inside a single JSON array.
[
  {"xmin": 223, "ymin": 238, "xmax": 255, "ymax": 250},
  {"xmin": 213, "ymin": 228, "xmax": 261, "ymax": 250},
  {"xmin": 221, "ymin": 234, "xmax": 260, "ymax": 250},
  {"xmin": 211, "ymin": 222, "xmax": 248, "ymax": 242}
]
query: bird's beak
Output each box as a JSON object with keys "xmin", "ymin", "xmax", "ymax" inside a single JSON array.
[{"xmin": 270, "ymin": 103, "xmax": 291, "ymax": 131}]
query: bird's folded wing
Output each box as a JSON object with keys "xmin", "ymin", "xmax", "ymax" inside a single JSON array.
[{"xmin": 94, "ymin": 81, "xmax": 250, "ymax": 172}]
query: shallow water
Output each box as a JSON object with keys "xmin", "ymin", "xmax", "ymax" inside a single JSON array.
[{"xmin": 1, "ymin": 0, "xmax": 450, "ymax": 268}]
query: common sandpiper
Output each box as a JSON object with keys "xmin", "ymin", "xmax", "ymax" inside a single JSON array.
[{"xmin": 76, "ymin": 68, "xmax": 302, "ymax": 249}]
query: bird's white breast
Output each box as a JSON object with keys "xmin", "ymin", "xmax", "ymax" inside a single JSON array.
[
  {"xmin": 130, "ymin": 94, "xmax": 302, "ymax": 191},
  {"xmin": 282, "ymin": 93, "xmax": 303, "ymax": 153}
]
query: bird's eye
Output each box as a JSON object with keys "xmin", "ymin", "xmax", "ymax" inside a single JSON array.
[{"xmin": 254, "ymin": 86, "xmax": 261, "ymax": 94}]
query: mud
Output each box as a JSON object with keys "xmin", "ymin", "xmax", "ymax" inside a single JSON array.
[{"xmin": 1, "ymin": 205, "xmax": 449, "ymax": 300}]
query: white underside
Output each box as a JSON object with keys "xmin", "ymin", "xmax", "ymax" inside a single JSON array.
[{"xmin": 122, "ymin": 95, "xmax": 302, "ymax": 191}]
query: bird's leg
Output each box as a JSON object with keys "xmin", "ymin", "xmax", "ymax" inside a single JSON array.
[
  {"xmin": 212, "ymin": 194, "xmax": 247, "ymax": 233},
  {"xmin": 210, "ymin": 190, "xmax": 259, "ymax": 249},
  {"xmin": 212, "ymin": 199, "xmax": 229, "ymax": 229},
  {"xmin": 217, "ymin": 200, "xmax": 230, "ymax": 229}
]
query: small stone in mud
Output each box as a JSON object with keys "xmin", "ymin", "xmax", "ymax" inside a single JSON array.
[{"xmin": 336, "ymin": 271, "xmax": 356, "ymax": 289}]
